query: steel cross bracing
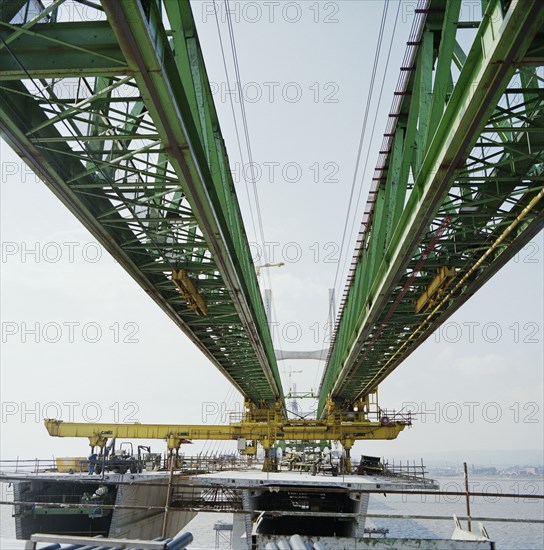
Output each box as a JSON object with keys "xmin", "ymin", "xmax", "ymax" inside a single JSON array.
[
  {"xmin": 319, "ymin": 0, "xmax": 544, "ymax": 415},
  {"xmin": 0, "ymin": 0, "xmax": 283, "ymax": 405}
]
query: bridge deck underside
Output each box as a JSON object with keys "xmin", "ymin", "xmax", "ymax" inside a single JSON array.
[
  {"xmin": 319, "ymin": 0, "xmax": 544, "ymax": 413},
  {"xmin": 0, "ymin": 0, "xmax": 282, "ymax": 405}
]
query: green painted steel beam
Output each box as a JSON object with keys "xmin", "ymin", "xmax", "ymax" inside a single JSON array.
[
  {"xmin": 100, "ymin": 0, "xmax": 282, "ymax": 403},
  {"xmin": 319, "ymin": 0, "xmax": 544, "ymax": 414},
  {"xmin": 0, "ymin": 21, "xmax": 128, "ymax": 79},
  {"xmin": 0, "ymin": 0, "xmax": 283, "ymax": 406}
]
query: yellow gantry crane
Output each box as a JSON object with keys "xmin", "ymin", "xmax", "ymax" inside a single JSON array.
[{"xmin": 45, "ymin": 396, "xmax": 409, "ymax": 472}]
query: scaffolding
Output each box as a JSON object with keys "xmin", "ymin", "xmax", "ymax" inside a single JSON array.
[{"xmin": 214, "ymin": 521, "xmax": 233, "ymax": 548}]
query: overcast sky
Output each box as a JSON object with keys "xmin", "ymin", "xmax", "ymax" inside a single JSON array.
[{"xmin": 0, "ymin": 0, "xmax": 542, "ymax": 465}]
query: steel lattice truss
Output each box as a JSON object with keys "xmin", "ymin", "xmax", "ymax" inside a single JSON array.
[
  {"xmin": 2, "ymin": 0, "xmax": 543, "ymax": 417},
  {"xmin": 319, "ymin": 0, "xmax": 544, "ymax": 414},
  {"xmin": 0, "ymin": 0, "xmax": 283, "ymax": 405}
]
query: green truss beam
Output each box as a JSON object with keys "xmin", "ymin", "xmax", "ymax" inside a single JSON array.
[
  {"xmin": 319, "ymin": 0, "xmax": 544, "ymax": 415},
  {"xmin": 0, "ymin": 0, "xmax": 283, "ymax": 406},
  {"xmin": 0, "ymin": 21, "xmax": 128, "ymax": 79}
]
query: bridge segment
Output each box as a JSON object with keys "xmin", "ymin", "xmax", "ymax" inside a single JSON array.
[
  {"xmin": 319, "ymin": 0, "xmax": 544, "ymax": 414},
  {"xmin": 0, "ymin": 0, "xmax": 283, "ymax": 405}
]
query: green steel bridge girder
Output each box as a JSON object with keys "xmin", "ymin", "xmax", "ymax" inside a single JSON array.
[
  {"xmin": 0, "ymin": 0, "xmax": 283, "ymax": 406},
  {"xmin": 318, "ymin": 0, "xmax": 544, "ymax": 415},
  {"xmin": 0, "ymin": 20, "xmax": 129, "ymax": 79}
]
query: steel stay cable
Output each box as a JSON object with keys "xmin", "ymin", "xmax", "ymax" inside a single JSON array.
[{"xmin": 314, "ymin": 1, "xmax": 395, "ymax": 393}]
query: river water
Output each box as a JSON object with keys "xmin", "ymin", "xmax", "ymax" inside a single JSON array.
[{"xmin": 1, "ymin": 476, "xmax": 542, "ymax": 549}]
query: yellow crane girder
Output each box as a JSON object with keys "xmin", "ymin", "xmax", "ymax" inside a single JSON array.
[{"xmin": 44, "ymin": 417, "xmax": 408, "ymax": 450}]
